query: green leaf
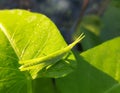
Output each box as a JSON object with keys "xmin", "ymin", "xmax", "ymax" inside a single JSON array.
[
  {"xmin": 101, "ymin": 6, "xmax": 120, "ymax": 41},
  {"xmin": 0, "ymin": 22, "xmax": 27, "ymax": 93},
  {"xmin": 32, "ymin": 78, "xmax": 56, "ymax": 93},
  {"xmin": 110, "ymin": 0, "xmax": 120, "ymax": 8},
  {"xmin": 56, "ymin": 37, "xmax": 120, "ymax": 93},
  {"xmin": 73, "ymin": 15, "xmax": 102, "ymax": 50},
  {"xmin": 81, "ymin": 15, "xmax": 102, "ymax": 36},
  {"xmin": 81, "ymin": 37, "xmax": 120, "ymax": 82},
  {"xmin": 0, "ymin": 9, "xmax": 79, "ymax": 93}
]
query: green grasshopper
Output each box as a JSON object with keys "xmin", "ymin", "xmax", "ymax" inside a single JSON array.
[{"xmin": 19, "ymin": 33, "xmax": 85, "ymax": 72}]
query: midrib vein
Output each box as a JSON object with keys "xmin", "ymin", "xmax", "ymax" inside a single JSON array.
[{"xmin": 0, "ymin": 23, "xmax": 20, "ymax": 59}]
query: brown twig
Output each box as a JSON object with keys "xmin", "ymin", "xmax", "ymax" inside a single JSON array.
[
  {"xmin": 76, "ymin": 0, "xmax": 89, "ymax": 26},
  {"xmin": 70, "ymin": 0, "xmax": 89, "ymax": 35}
]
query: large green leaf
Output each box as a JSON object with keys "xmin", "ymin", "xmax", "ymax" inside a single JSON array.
[
  {"xmin": 56, "ymin": 37, "xmax": 120, "ymax": 93},
  {"xmin": 0, "ymin": 23, "xmax": 27, "ymax": 93},
  {"xmin": 81, "ymin": 37, "xmax": 120, "ymax": 82},
  {"xmin": 0, "ymin": 9, "xmax": 78, "ymax": 93}
]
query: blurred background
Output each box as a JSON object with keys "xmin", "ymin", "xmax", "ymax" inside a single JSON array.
[{"xmin": 0, "ymin": 0, "xmax": 120, "ymax": 51}]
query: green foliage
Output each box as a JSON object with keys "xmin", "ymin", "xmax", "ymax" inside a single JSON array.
[
  {"xmin": 81, "ymin": 15, "xmax": 102, "ymax": 36},
  {"xmin": 56, "ymin": 37, "xmax": 120, "ymax": 93},
  {"xmin": 100, "ymin": 6, "xmax": 120, "ymax": 41},
  {"xmin": 0, "ymin": 9, "xmax": 83, "ymax": 93},
  {"xmin": 0, "ymin": 5, "xmax": 120, "ymax": 93},
  {"xmin": 110, "ymin": 0, "xmax": 120, "ymax": 8},
  {"xmin": 73, "ymin": 15, "xmax": 102, "ymax": 50},
  {"xmin": 81, "ymin": 37, "xmax": 120, "ymax": 82}
]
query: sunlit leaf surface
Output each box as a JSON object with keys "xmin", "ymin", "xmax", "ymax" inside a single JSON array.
[
  {"xmin": 56, "ymin": 37, "xmax": 120, "ymax": 93},
  {"xmin": 0, "ymin": 9, "xmax": 77, "ymax": 93}
]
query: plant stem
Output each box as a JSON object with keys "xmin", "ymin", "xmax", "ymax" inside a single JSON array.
[{"xmin": 26, "ymin": 72, "xmax": 33, "ymax": 93}]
